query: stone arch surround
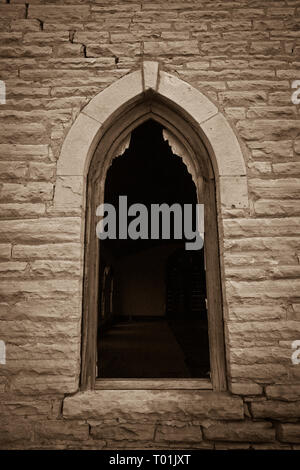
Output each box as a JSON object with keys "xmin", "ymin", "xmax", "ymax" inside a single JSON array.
[
  {"xmin": 53, "ymin": 60, "xmax": 250, "ymax": 394},
  {"xmin": 54, "ymin": 61, "xmax": 249, "ymax": 213}
]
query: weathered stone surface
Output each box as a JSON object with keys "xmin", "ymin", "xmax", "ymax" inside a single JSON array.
[
  {"xmin": 219, "ymin": 91, "xmax": 267, "ymax": 106},
  {"xmin": 55, "ymin": 43, "xmax": 85, "ymax": 58},
  {"xmin": 236, "ymin": 120, "xmax": 300, "ymax": 141},
  {"xmin": 223, "ymin": 217, "xmax": 300, "ymax": 238},
  {"xmin": 251, "ymin": 401, "xmax": 300, "ymax": 419},
  {"xmin": 0, "ymin": 279, "xmax": 81, "ymax": 302},
  {"xmin": 0, "ymin": 218, "xmax": 81, "ymax": 243},
  {"xmin": 28, "ymin": 5, "xmax": 91, "ymax": 22},
  {"xmin": 0, "ymin": 5, "xmax": 25, "ymax": 19},
  {"xmin": 11, "ymin": 375, "xmax": 79, "ymax": 395},
  {"xmin": 226, "ymin": 305, "xmax": 285, "ymax": 322},
  {"xmin": 54, "ymin": 176, "xmax": 83, "ymax": 207},
  {"xmin": 91, "ymin": 423, "xmax": 155, "ymax": 441},
  {"xmin": 203, "ymin": 421, "xmax": 275, "ymax": 442},
  {"xmin": 0, "ymin": 419, "xmax": 32, "ymax": 445},
  {"xmin": 266, "ymin": 385, "xmax": 300, "ymax": 402},
  {"xmin": 29, "ymin": 260, "xmax": 81, "ymax": 278},
  {"xmin": 254, "ymin": 200, "xmax": 300, "ymax": 216},
  {"xmin": 155, "ymin": 423, "xmax": 202, "ymax": 443},
  {"xmin": 273, "ymin": 162, "xmax": 300, "ymax": 176},
  {"xmin": 28, "ymin": 163, "xmax": 55, "ymax": 181},
  {"xmin": 0, "ymin": 297, "xmax": 80, "ymax": 320},
  {"xmin": 0, "ymin": 144, "xmax": 51, "ymax": 162},
  {"xmin": 0, "ymin": 261, "xmax": 27, "ymax": 278},
  {"xmin": 63, "ymin": 391, "xmax": 244, "ymax": 421},
  {"xmin": 227, "ymin": 280, "xmax": 300, "ymax": 300},
  {"xmin": 0, "ymin": 161, "xmax": 27, "ymax": 179},
  {"xmin": 231, "ymin": 383, "xmax": 263, "ymax": 396},
  {"xmin": 0, "ymin": 182, "xmax": 53, "ymax": 203},
  {"xmin": 144, "ymin": 41, "xmax": 199, "ymax": 55},
  {"xmin": 35, "ymin": 421, "xmax": 89, "ymax": 441},
  {"xmin": 11, "ymin": 19, "xmax": 41, "ymax": 32},
  {"xmin": 278, "ymin": 424, "xmax": 300, "ymax": 443},
  {"xmin": 0, "ymin": 203, "xmax": 46, "ymax": 218},
  {"xmin": 12, "ymin": 243, "xmax": 81, "ymax": 260},
  {"xmin": 249, "ymin": 178, "xmax": 300, "ymax": 199},
  {"xmin": 0, "ymin": 399, "xmax": 51, "ymax": 418},
  {"xmin": 87, "ymin": 42, "xmax": 140, "ymax": 57},
  {"xmin": 0, "ymin": 244, "xmax": 11, "ymax": 260}
]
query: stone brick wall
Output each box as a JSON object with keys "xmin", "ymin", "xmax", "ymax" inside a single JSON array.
[{"xmin": 0, "ymin": 0, "xmax": 300, "ymax": 449}]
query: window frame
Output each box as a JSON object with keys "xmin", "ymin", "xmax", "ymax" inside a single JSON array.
[{"xmin": 80, "ymin": 97, "xmax": 227, "ymax": 392}]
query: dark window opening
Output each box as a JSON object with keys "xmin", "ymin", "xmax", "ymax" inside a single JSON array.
[{"xmin": 97, "ymin": 120, "xmax": 210, "ymax": 379}]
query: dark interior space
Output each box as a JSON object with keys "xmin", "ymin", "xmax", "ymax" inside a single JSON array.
[{"xmin": 97, "ymin": 120, "xmax": 210, "ymax": 379}]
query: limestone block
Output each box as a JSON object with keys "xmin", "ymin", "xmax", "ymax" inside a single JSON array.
[
  {"xmin": 11, "ymin": 19, "xmax": 41, "ymax": 32},
  {"xmin": 223, "ymin": 217, "xmax": 300, "ymax": 238},
  {"xmin": 158, "ymin": 71, "xmax": 218, "ymax": 128},
  {"xmin": 28, "ymin": 5, "xmax": 91, "ymax": 22},
  {"xmin": 0, "ymin": 244, "xmax": 11, "ymax": 260},
  {"xmin": 35, "ymin": 421, "xmax": 89, "ymax": 441},
  {"xmin": 0, "ymin": 5, "xmax": 25, "ymax": 19},
  {"xmin": 0, "ymin": 218, "xmax": 81, "ymax": 243},
  {"xmin": 273, "ymin": 162, "xmax": 300, "ymax": 176},
  {"xmin": 0, "ymin": 182, "xmax": 53, "ymax": 203},
  {"xmin": 0, "ymin": 399, "xmax": 50, "ymax": 418},
  {"xmin": 0, "ymin": 123, "xmax": 47, "ymax": 144},
  {"xmin": 56, "ymin": 113, "xmax": 102, "ymax": 177},
  {"xmin": 203, "ymin": 421, "xmax": 275, "ymax": 442},
  {"xmin": 0, "ymin": 144, "xmax": 50, "ymax": 162},
  {"xmin": 0, "ymin": 46, "xmax": 52, "ymax": 58},
  {"xmin": 144, "ymin": 40, "xmax": 199, "ymax": 55},
  {"xmin": 1, "ymin": 297, "xmax": 81, "ymax": 320},
  {"xmin": 143, "ymin": 61, "xmax": 159, "ymax": 91},
  {"xmin": 30, "ymin": 260, "xmax": 81, "ymax": 278},
  {"xmin": 63, "ymin": 391, "xmax": 244, "ymax": 421},
  {"xmin": 219, "ymin": 91, "xmax": 267, "ymax": 106},
  {"xmin": 55, "ymin": 43, "xmax": 85, "ymax": 58},
  {"xmin": 249, "ymin": 140, "xmax": 293, "ymax": 159},
  {"xmin": 0, "ymin": 261, "xmax": 27, "ymax": 278},
  {"xmin": 28, "ymin": 163, "xmax": 55, "ymax": 181},
  {"xmin": 86, "ymin": 43, "xmax": 141, "ymax": 57},
  {"xmin": 11, "ymin": 375, "xmax": 79, "ymax": 395},
  {"xmin": 230, "ymin": 383, "xmax": 263, "ymax": 396},
  {"xmin": 0, "ymin": 420, "xmax": 32, "ymax": 445},
  {"xmin": 0, "ymin": 279, "xmax": 81, "ymax": 302},
  {"xmin": 91, "ymin": 423, "xmax": 155, "ymax": 441},
  {"xmin": 250, "ymin": 41, "xmax": 281, "ymax": 55},
  {"xmin": 201, "ymin": 113, "xmax": 247, "ymax": 177},
  {"xmin": 12, "ymin": 243, "xmax": 81, "ymax": 261},
  {"xmin": 226, "ymin": 305, "xmax": 285, "ymax": 322},
  {"xmin": 0, "ymin": 162, "xmax": 27, "ymax": 180},
  {"xmin": 0, "ymin": 203, "xmax": 46, "ymax": 218},
  {"xmin": 155, "ymin": 423, "xmax": 202, "ymax": 443},
  {"xmin": 278, "ymin": 424, "xmax": 300, "ymax": 443},
  {"xmin": 251, "ymin": 401, "xmax": 300, "ymax": 419},
  {"xmin": 83, "ymin": 69, "xmax": 143, "ymax": 126},
  {"xmin": 249, "ymin": 178, "xmax": 300, "ymax": 199},
  {"xmin": 218, "ymin": 176, "xmax": 248, "ymax": 209},
  {"xmin": 236, "ymin": 120, "xmax": 300, "ymax": 141},
  {"xmin": 54, "ymin": 176, "xmax": 84, "ymax": 209},
  {"xmin": 229, "ymin": 363, "xmax": 288, "ymax": 382},
  {"xmin": 227, "ymin": 279, "xmax": 300, "ymax": 299},
  {"xmin": 266, "ymin": 385, "xmax": 300, "ymax": 402}
]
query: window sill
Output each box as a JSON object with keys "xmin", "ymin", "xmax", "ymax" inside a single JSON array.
[
  {"xmin": 94, "ymin": 378, "xmax": 213, "ymax": 390},
  {"xmin": 63, "ymin": 389, "xmax": 243, "ymax": 421}
]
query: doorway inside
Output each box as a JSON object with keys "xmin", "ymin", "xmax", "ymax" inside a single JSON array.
[{"xmin": 97, "ymin": 120, "xmax": 210, "ymax": 379}]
